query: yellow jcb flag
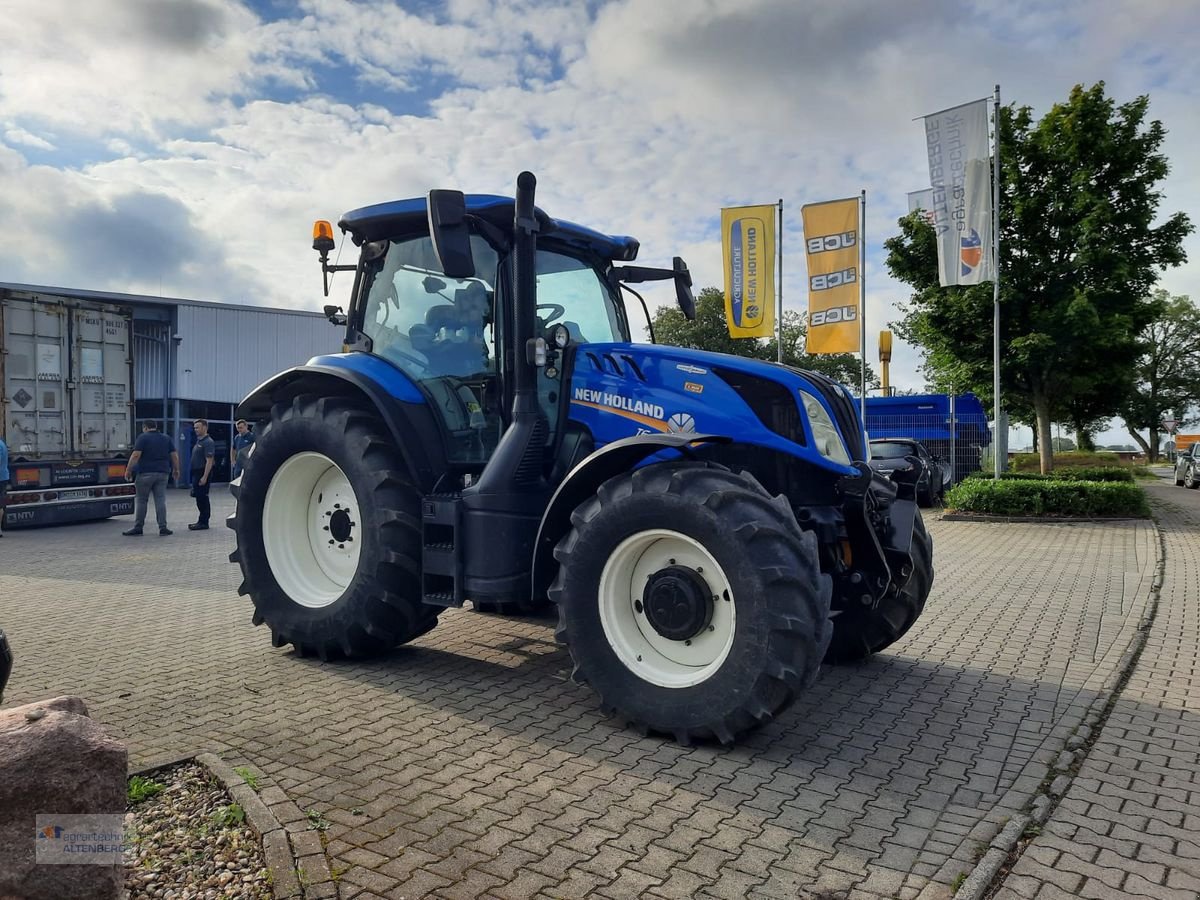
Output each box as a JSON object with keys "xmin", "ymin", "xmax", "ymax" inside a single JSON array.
[
  {"xmin": 721, "ymin": 205, "xmax": 776, "ymax": 339},
  {"xmin": 801, "ymin": 197, "xmax": 859, "ymax": 354}
]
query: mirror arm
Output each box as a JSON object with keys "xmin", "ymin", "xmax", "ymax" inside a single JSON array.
[
  {"xmin": 319, "ymin": 260, "xmax": 357, "ymax": 298},
  {"xmin": 612, "ymin": 265, "xmax": 675, "ymax": 284},
  {"xmin": 619, "ymin": 284, "xmax": 656, "ymax": 344}
]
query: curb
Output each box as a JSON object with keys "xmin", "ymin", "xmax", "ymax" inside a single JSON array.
[
  {"xmin": 130, "ymin": 752, "xmax": 337, "ymax": 900},
  {"xmin": 941, "ymin": 513, "xmax": 1147, "ymax": 524},
  {"xmin": 951, "ymin": 515, "xmax": 1167, "ymax": 900}
]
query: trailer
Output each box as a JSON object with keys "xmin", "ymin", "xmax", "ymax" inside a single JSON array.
[
  {"xmin": 1, "ymin": 291, "xmax": 137, "ymax": 528},
  {"xmin": 865, "ymin": 392, "xmax": 991, "ymax": 484}
]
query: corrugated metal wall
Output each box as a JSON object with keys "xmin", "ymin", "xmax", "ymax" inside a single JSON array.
[
  {"xmin": 133, "ymin": 322, "xmax": 169, "ymax": 399},
  {"xmin": 174, "ymin": 306, "xmax": 340, "ymax": 403}
]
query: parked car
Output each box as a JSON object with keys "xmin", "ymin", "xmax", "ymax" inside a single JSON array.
[
  {"xmin": 1175, "ymin": 443, "xmax": 1199, "ymax": 489},
  {"xmin": 869, "ymin": 438, "xmax": 951, "ymax": 507}
]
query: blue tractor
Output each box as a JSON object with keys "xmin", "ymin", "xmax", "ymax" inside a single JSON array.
[{"xmin": 229, "ymin": 173, "xmax": 932, "ymax": 744}]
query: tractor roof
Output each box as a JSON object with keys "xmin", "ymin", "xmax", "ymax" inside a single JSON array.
[{"xmin": 338, "ymin": 194, "xmax": 640, "ymax": 262}]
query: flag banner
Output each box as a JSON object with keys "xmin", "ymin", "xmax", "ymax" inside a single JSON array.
[
  {"xmin": 922, "ymin": 98, "xmax": 994, "ymax": 286},
  {"xmin": 721, "ymin": 205, "xmax": 776, "ymax": 338},
  {"xmin": 907, "ymin": 188, "xmax": 936, "ymax": 227},
  {"xmin": 801, "ymin": 197, "xmax": 859, "ymax": 354}
]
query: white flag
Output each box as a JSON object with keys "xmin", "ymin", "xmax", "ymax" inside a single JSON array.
[
  {"xmin": 922, "ymin": 99, "xmax": 994, "ymax": 286},
  {"xmin": 906, "ymin": 189, "xmax": 936, "ymax": 227}
]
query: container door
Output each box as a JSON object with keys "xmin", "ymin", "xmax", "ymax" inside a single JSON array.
[
  {"xmin": 0, "ymin": 298, "xmax": 70, "ymax": 458},
  {"xmin": 71, "ymin": 303, "xmax": 134, "ymax": 458}
]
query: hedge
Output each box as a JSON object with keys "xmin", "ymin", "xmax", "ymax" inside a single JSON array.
[
  {"xmin": 945, "ymin": 479, "xmax": 1150, "ymax": 518},
  {"xmin": 966, "ymin": 467, "xmax": 1134, "ymax": 483}
]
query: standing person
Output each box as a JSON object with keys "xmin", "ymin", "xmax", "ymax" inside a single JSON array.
[
  {"xmin": 230, "ymin": 419, "xmax": 255, "ymax": 482},
  {"xmin": 122, "ymin": 421, "xmax": 181, "ymax": 536},
  {"xmin": 0, "ymin": 432, "xmax": 9, "ymax": 538},
  {"xmin": 188, "ymin": 419, "xmax": 216, "ymax": 531}
]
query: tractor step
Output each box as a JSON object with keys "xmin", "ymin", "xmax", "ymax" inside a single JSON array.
[{"xmin": 421, "ymin": 494, "xmax": 464, "ymax": 607}]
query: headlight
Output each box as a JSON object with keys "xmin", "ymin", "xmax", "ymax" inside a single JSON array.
[{"xmin": 798, "ymin": 390, "xmax": 851, "ymax": 465}]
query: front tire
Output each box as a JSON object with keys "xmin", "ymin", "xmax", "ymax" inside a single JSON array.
[
  {"xmin": 549, "ymin": 462, "xmax": 832, "ymax": 745},
  {"xmin": 228, "ymin": 394, "xmax": 438, "ymax": 659},
  {"xmin": 825, "ymin": 511, "xmax": 934, "ymax": 664},
  {"xmin": 1186, "ymin": 466, "xmax": 1199, "ymax": 490}
]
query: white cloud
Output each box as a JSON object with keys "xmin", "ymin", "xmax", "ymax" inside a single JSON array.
[{"xmin": 3, "ymin": 127, "xmax": 55, "ymax": 151}]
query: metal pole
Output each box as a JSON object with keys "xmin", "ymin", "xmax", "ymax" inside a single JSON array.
[
  {"xmin": 859, "ymin": 189, "xmax": 867, "ymax": 428},
  {"xmin": 993, "ymin": 83, "xmax": 1002, "ymax": 477},
  {"xmin": 777, "ymin": 198, "xmax": 784, "ymax": 364},
  {"xmin": 950, "ymin": 389, "xmax": 957, "ymax": 484}
]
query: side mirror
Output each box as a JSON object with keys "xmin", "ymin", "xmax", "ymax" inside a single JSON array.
[
  {"xmin": 422, "ymin": 275, "xmax": 447, "ymax": 294},
  {"xmin": 673, "ymin": 256, "xmax": 695, "ymax": 321},
  {"xmin": 323, "ymin": 304, "xmax": 348, "ymax": 326},
  {"xmin": 427, "ymin": 189, "xmax": 476, "ymax": 279}
]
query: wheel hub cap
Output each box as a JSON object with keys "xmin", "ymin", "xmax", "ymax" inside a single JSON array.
[
  {"xmin": 643, "ymin": 566, "xmax": 714, "ymax": 641},
  {"xmin": 328, "ymin": 507, "xmax": 354, "ymax": 544}
]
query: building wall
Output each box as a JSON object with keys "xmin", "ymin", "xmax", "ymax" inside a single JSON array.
[{"xmin": 173, "ymin": 304, "xmax": 340, "ymax": 404}]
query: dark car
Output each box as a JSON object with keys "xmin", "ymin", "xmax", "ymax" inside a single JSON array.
[
  {"xmin": 869, "ymin": 438, "xmax": 950, "ymax": 507},
  {"xmin": 1175, "ymin": 443, "xmax": 1199, "ymax": 489}
]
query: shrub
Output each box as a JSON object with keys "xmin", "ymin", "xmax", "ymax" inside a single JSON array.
[{"xmin": 945, "ymin": 479, "xmax": 1149, "ymax": 518}]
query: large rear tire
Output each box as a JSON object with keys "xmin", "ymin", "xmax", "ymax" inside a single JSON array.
[
  {"xmin": 228, "ymin": 394, "xmax": 438, "ymax": 659},
  {"xmin": 549, "ymin": 462, "xmax": 832, "ymax": 745},
  {"xmin": 825, "ymin": 511, "xmax": 933, "ymax": 664}
]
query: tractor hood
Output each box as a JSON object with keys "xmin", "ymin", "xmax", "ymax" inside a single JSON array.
[{"xmin": 567, "ymin": 342, "xmax": 867, "ymax": 471}]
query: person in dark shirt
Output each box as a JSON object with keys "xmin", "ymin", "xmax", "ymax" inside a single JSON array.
[
  {"xmin": 123, "ymin": 421, "xmax": 181, "ymax": 536},
  {"xmin": 188, "ymin": 419, "xmax": 216, "ymax": 530},
  {"xmin": 230, "ymin": 419, "xmax": 255, "ymax": 481}
]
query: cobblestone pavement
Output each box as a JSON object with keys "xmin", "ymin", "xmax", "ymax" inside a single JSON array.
[
  {"xmin": 993, "ymin": 480, "xmax": 1200, "ymax": 900},
  {"xmin": 0, "ymin": 489, "xmax": 1158, "ymax": 900}
]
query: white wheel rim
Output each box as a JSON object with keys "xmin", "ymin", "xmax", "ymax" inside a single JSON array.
[
  {"xmin": 263, "ymin": 452, "xmax": 362, "ymax": 609},
  {"xmin": 598, "ymin": 529, "xmax": 736, "ymax": 689}
]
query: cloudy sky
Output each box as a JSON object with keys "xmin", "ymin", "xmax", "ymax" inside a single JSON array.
[{"xmin": 2, "ymin": 0, "xmax": 1197, "ymax": 444}]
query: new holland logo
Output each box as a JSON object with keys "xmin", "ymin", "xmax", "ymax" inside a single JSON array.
[{"xmin": 667, "ymin": 413, "xmax": 696, "ymax": 434}]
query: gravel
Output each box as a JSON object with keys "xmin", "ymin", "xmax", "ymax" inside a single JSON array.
[{"xmin": 125, "ymin": 762, "xmax": 274, "ymax": 900}]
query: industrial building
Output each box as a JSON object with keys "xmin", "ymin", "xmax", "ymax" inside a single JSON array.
[{"xmin": 0, "ymin": 282, "xmax": 340, "ymax": 484}]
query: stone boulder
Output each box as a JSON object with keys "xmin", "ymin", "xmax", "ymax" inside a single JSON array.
[{"xmin": 0, "ymin": 696, "xmax": 126, "ymax": 900}]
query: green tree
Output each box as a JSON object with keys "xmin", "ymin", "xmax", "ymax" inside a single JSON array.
[
  {"xmin": 1118, "ymin": 290, "xmax": 1200, "ymax": 461},
  {"xmin": 886, "ymin": 83, "xmax": 1191, "ymax": 473},
  {"xmin": 651, "ymin": 286, "xmax": 876, "ymax": 388}
]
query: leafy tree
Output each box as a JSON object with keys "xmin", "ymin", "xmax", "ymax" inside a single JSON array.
[
  {"xmin": 1118, "ymin": 290, "xmax": 1200, "ymax": 460},
  {"xmin": 886, "ymin": 83, "xmax": 1192, "ymax": 472},
  {"xmin": 651, "ymin": 286, "xmax": 876, "ymax": 388}
]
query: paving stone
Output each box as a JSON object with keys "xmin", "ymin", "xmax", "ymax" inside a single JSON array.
[{"xmin": 0, "ymin": 490, "xmax": 1171, "ymax": 900}]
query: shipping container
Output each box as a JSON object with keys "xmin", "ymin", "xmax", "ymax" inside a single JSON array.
[{"xmin": 1, "ymin": 292, "xmax": 137, "ymax": 527}]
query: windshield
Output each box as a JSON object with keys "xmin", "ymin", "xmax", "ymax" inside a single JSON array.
[
  {"xmin": 534, "ymin": 249, "xmax": 627, "ymax": 343},
  {"xmin": 871, "ymin": 441, "xmax": 915, "ymax": 460}
]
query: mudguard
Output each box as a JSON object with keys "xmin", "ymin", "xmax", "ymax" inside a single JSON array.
[
  {"xmin": 531, "ymin": 432, "xmax": 730, "ymax": 600},
  {"xmin": 236, "ymin": 359, "xmax": 446, "ymax": 493}
]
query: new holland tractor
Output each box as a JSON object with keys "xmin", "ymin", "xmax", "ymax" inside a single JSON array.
[{"xmin": 229, "ymin": 172, "xmax": 933, "ymax": 745}]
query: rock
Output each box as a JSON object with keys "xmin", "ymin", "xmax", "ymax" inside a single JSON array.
[{"xmin": 0, "ymin": 696, "xmax": 126, "ymax": 900}]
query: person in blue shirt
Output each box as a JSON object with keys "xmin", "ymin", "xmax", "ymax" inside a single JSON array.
[
  {"xmin": 122, "ymin": 421, "xmax": 181, "ymax": 536},
  {"xmin": 0, "ymin": 433, "xmax": 9, "ymax": 538},
  {"xmin": 230, "ymin": 419, "xmax": 255, "ymax": 481},
  {"xmin": 188, "ymin": 419, "xmax": 216, "ymax": 530}
]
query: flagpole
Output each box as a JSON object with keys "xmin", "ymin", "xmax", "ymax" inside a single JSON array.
[
  {"xmin": 992, "ymin": 84, "xmax": 1002, "ymax": 477},
  {"xmin": 859, "ymin": 189, "xmax": 867, "ymax": 428},
  {"xmin": 777, "ymin": 198, "xmax": 784, "ymax": 364}
]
